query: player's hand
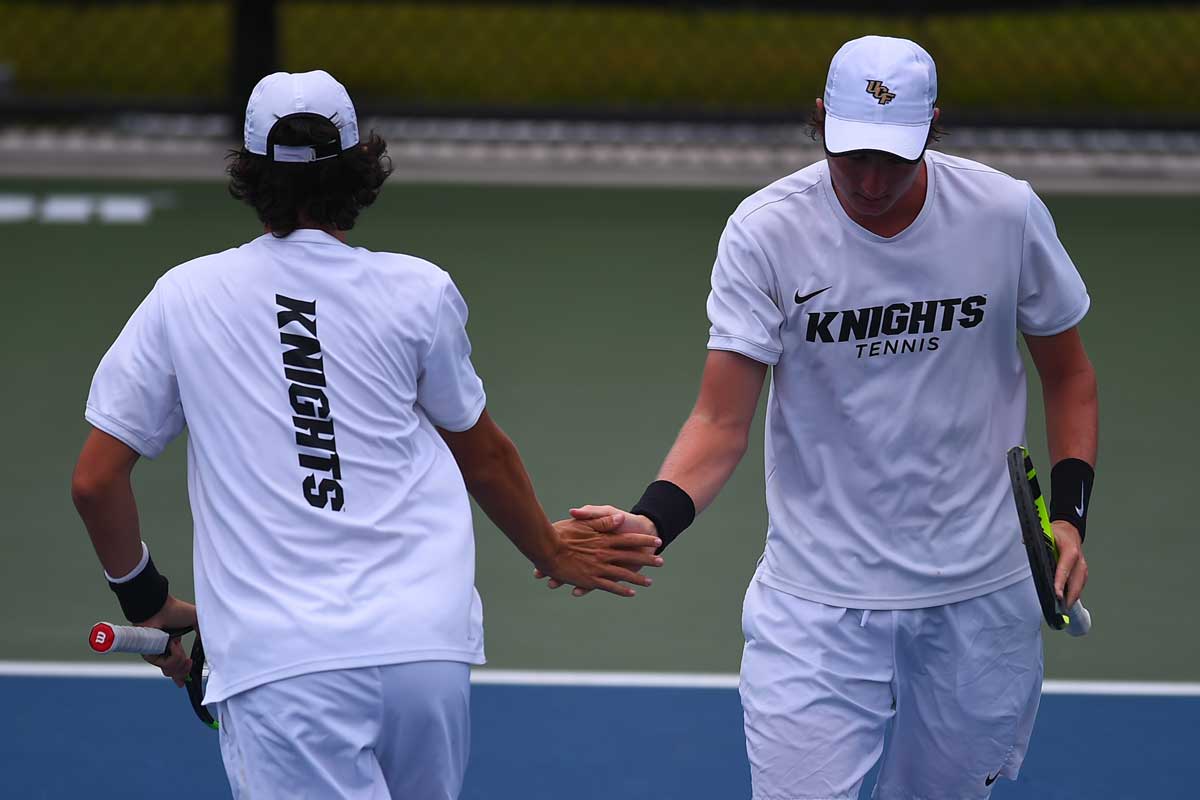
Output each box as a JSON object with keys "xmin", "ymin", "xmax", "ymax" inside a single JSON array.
[
  {"xmin": 538, "ymin": 512, "xmax": 663, "ymax": 598},
  {"xmin": 1052, "ymin": 521, "xmax": 1088, "ymax": 610},
  {"xmin": 536, "ymin": 505, "xmax": 660, "ymax": 597},
  {"xmin": 137, "ymin": 595, "xmax": 197, "ymax": 688}
]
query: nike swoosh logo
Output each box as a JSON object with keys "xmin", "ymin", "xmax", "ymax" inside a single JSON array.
[
  {"xmin": 1075, "ymin": 481, "xmax": 1086, "ymax": 516},
  {"xmin": 794, "ymin": 285, "xmax": 832, "ymax": 304},
  {"xmin": 985, "ymin": 771, "xmax": 1000, "ymax": 786}
]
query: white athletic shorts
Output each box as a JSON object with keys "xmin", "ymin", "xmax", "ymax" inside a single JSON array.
[
  {"xmin": 740, "ymin": 572, "xmax": 1043, "ymax": 800},
  {"xmin": 216, "ymin": 661, "xmax": 471, "ymax": 799}
]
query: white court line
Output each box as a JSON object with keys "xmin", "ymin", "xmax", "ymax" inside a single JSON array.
[
  {"xmin": 1041, "ymin": 680, "xmax": 1200, "ymax": 697},
  {"xmin": 471, "ymin": 670, "xmax": 739, "ymax": 689},
  {"xmin": 0, "ymin": 661, "xmax": 160, "ymax": 679},
  {"xmin": 1, "ymin": 662, "xmax": 1199, "ymax": 696}
]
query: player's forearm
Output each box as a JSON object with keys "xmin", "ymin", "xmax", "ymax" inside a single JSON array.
[
  {"xmin": 459, "ymin": 436, "xmax": 559, "ymax": 570},
  {"xmin": 71, "ymin": 468, "xmax": 145, "ymax": 578},
  {"xmin": 1041, "ymin": 361, "xmax": 1098, "ymax": 466},
  {"xmin": 657, "ymin": 410, "xmax": 750, "ymax": 514}
]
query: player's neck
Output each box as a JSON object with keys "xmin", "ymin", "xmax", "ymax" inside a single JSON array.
[
  {"xmin": 263, "ymin": 221, "xmax": 348, "ymax": 243},
  {"xmin": 832, "ymin": 160, "xmax": 928, "ymax": 239}
]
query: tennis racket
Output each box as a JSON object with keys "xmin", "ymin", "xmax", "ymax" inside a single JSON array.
[
  {"xmin": 1005, "ymin": 446, "xmax": 1091, "ymax": 637},
  {"xmin": 88, "ymin": 622, "xmax": 218, "ymax": 729}
]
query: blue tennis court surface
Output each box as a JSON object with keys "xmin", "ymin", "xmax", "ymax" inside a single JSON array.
[{"xmin": 2, "ymin": 669, "xmax": 1193, "ymax": 798}]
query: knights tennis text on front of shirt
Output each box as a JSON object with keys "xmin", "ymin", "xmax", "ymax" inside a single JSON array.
[{"xmin": 802, "ymin": 294, "xmax": 986, "ymax": 359}]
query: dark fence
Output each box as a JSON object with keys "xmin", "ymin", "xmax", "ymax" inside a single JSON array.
[{"xmin": 1, "ymin": 1, "xmax": 1197, "ymax": 129}]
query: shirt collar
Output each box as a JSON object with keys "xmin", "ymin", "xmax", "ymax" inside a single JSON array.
[{"xmin": 257, "ymin": 228, "xmax": 347, "ymax": 246}]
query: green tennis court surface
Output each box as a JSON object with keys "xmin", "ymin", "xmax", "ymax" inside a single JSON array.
[{"xmin": 4, "ymin": 177, "xmax": 1196, "ymax": 682}]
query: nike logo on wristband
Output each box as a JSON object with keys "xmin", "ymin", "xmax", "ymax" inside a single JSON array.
[
  {"xmin": 1075, "ymin": 481, "xmax": 1086, "ymax": 516},
  {"xmin": 985, "ymin": 771, "xmax": 1001, "ymax": 786}
]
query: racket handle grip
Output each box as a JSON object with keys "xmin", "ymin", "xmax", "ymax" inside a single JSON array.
[
  {"xmin": 1065, "ymin": 601, "xmax": 1091, "ymax": 637},
  {"xmin": 88, "ymin": 622, "xmax": 170, "ymax": 655}
]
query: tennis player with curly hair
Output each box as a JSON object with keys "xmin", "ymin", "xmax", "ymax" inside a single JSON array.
[{"xmin": 71, "ymin": 70, "xmax": 661, "ymax": 798}]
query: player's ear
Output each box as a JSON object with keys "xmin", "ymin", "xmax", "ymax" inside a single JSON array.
[{"xmin": 932, "ymin": 107, "xmax": 940, "ymax": 125}]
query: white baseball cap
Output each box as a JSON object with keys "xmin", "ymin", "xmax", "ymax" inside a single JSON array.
[
  {"xmin": 243, "ymin": 70, "xmax": 360, "ymax": 163},
  {"xmin": 823, "ymin": 36, "xmax": 937, "ymax": 161}
]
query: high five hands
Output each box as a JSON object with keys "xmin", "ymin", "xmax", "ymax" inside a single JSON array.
[{"xmin": 538, "ymin": 506, "xmax": 661, "ymax": 597}]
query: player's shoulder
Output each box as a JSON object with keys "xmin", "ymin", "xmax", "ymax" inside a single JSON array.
[
  {"xmin": 730, "ymin": 160, "xmax": 827, "ymax": 231},
  {"xmin": 927, "ymin": 150, "xmax": 1033, "ymax": 214},
  {"xmin": 155, "ymin": 243, "xmax": 247, "ymax": 291},
  {"xmin": 350, "ymin": 245, "xmax": 454, "ymax": 293},
  {"xmin": 926, "ymin": 149, "xmax": 1018, "ymax": 184}
]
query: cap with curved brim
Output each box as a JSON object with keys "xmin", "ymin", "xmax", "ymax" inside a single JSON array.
[
  {"xmin": 244, "ymin": 70, "xmax": 359, "ymax": 160},
  {"xmin": 824, "ymin": 112, "xmax": 930, "ymax": 162}
]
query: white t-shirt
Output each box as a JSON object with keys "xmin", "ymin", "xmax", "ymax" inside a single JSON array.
[
  {"xmin": 707, "ymin": 151, "xmax": 1090, "ymax": 609},
  {"xmin": 86, "ymin": 229, "xmax": 487, "ymax": 702}
]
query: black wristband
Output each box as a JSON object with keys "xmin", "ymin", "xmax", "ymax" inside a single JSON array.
[
  {"xmin": 108, "ymin": 555, "xmax": 169, "ymax": 623},
  {"xmin": 1048, "ymin": 458, "xmax": 1094, "ymax": 543},
  {"xmin": 632, "ymin": 480, "xmax": 696, "ymax": 554}
]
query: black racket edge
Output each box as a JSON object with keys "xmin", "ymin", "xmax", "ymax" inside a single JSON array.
[
  {"xmin": 185, "ymin": 631, "xmax": 218, "ymax": 730},
  {"xmin": 1005, "ymin": 447, "xmax": 1065, "ymax": 630}
]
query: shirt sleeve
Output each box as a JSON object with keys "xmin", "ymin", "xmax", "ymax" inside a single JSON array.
[
  {"xmin": 1016, "ymin": 187, "xmax": 1091, "ymax": 336},
  {"xmin": 417, "ymin": 274, "xmax": 487, "ymax": 432},
  {"xmin": 85, "ymin": 280, "xmax": 185, "ymax": 458},
  {"xmin": 706, "ymin": 216, "xmax": 785, "ymax": 365}
]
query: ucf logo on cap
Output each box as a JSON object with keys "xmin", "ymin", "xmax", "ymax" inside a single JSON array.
[{"xmin": 865, "ymin": 80, "xmax": 896, "ymax": 105}]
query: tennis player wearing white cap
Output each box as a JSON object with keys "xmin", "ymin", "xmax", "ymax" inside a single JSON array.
[
  {"xmin": 562, "ymin": 36, "xmax": 1098, "ymax": 797},
  {"xmin": 71, "ymin": 70, "xmax": 662, "ymax": 799}
]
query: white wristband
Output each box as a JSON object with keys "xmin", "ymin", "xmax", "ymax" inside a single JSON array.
[{"xmin": 105, "ymin": 541, "xmax": 150, "ymax": 584}]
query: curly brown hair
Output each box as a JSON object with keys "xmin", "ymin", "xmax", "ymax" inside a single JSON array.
[{"xmin": 227, "ymin": 115, "xmax": 392, "ymax": 237}]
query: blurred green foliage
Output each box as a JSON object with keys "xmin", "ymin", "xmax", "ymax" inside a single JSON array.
[{"xmin": 1, "ymin": 2, "xmax": 1196, "ymax": 120}]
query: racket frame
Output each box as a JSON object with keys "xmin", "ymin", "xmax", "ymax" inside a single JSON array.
[
  {"xmin": 185, "ymin": 632, "xmax": 218, "ymax": 730},
  {"xmin": 1006, "ymin": 446, "xmax": 1069, "ymax": 630}
]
